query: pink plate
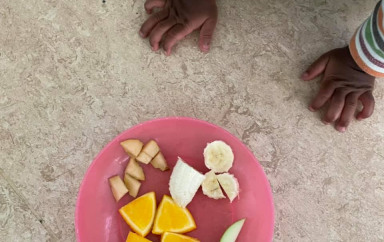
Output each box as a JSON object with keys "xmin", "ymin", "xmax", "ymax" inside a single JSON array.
[{"xmin": 75, "ymin": 117, "xmax": 274, "ymax": 242}]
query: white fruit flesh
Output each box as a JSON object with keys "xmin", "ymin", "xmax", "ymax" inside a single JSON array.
[
  {"xmin": 120, "ymin": 139, "xmax": 143, "ymax": 157},
  {"xmin": 217, "ymin": 173, "xmax": 239, "ymax": 202},
  {"xmin": 202, "ymin": 171, "xmax": 225, "ymax": 199},
  {"xmin": 151, "ymin": 152, "xmax": 169, "ymax": 171},
  {"xmin": 169, "ymin": 158, "xmax": 205, "ymax": 208},
  {"xmin": 125, "ymin": 158, "xmax": 145, "ymax": 181},
  {"xmin": 123, "ymin": 173, "xmax": 141, "ymax": 198},
  {"xmin": 136, "ymin": 151, "xmax": 152, "ymax": 164},
  {"xmin": 204, "ymin": 141, "xmax": 234, "ymax": 173},
  {"xmin": 220, "ymin": 219, "xmax": 246, "ymax": 242},
  {"xmin": 136, "ymin": 140, "xmax": 160, "ymax": 164},
  {"xmin": 109, "ymin": 175, "xmax": 129, "ymax": 201}
]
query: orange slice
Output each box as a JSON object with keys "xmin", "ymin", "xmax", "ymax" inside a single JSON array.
[
  {"xmin": 152, "ymin": 195, "xmax": 196, "ymax": 235},
  {"xmin": 161, "ymin": 232, "xmax": 200, "ymax": 242},
  {"xmin": 126, "ymin": 232, "xmax": 152, "ymax": 242},
  {"xmin": 119, "ymin": 192, "xmax": 156, "ymax": 237}
]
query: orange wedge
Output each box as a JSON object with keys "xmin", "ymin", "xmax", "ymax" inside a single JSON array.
[
  {"xmin": 152, "ymin": 195, "xmax": 196, "ymax": 235},
  {"xmin": 119, "ymin": 192, "xmax": 156, "ymax": 237},
  {"xmin": 161, "ymin": 232, "xmax": 199, "ymax": 242},
  {"xmin": 126, "ymin": 232, "xmax": 152, "ymax": 242}
]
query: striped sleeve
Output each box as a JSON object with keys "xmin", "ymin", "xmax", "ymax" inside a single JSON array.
[{"xmin": 349, "ymin": 0, "xmax": 384, "ymax": 77}]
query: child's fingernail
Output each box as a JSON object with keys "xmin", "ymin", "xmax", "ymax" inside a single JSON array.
[
  {"xmin": 308, "ymin": 106, "xmax": 315, "ymax": 112},
  {"xmin": 338, "ymin": 126, "xmax": 346, "ymax": 132},
  {"xmin": 139, "ymin": 31, "xmax": 144, "ymax": 38},
  {"xmin": 322, "ymin": 120, "xmax": 329, "ymax": 125},
  {"xmin": 301, "ymin": 72, "xmax": 309, "ymax": 79},
  {"xmin": 202, "ymin": 44, "xmax": 210, "ymax": 52}
]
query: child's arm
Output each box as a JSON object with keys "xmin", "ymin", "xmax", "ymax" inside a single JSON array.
[
  {"xmin": 139, "ymin": 0, "xmax": 217, "ymax": 55},
  {"xmin": 302, "ymin": 1, "xmax": 384, "ymax": 132}
]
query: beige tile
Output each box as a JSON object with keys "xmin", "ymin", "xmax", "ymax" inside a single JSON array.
[{"xmin": 0, "ymin": 172, "xmax": 52, "ymax": 241}]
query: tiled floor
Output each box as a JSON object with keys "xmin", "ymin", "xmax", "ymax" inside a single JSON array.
[{"xmin": 1, "ymin": 0, "xmax": 383, "ymax": 241}]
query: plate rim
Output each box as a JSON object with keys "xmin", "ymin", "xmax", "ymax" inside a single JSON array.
[{"xmin": 75, "ymin": 116, "xmax": 275, "ymax": 241}]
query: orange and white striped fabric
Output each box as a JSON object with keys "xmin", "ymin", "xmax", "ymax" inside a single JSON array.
[{"xmin": 349, "ymin": 0, "xmax": 384, "ymax": 77}]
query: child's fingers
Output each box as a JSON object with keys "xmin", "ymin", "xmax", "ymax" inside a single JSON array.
[
  {"xmin": 149, "ymin": 18, "xmax": 176, "ymax": 51},
  {"xmin": 139, "ymin": 10, "xmax": 168, "ymax": 38},
  {"xmin": 322, "ymin": 89, "xmax": 347, "ymax": 124},
  {"xmin": 144, "ymin": 0, "xmax": 166, "ymax": 14},
  {"xmin": 199, "ymin": 18, "xmax": 217, "ymax": 52},
  {"xmin": 301, "ymin": 52, "xmax": 330, "ymax": 81},
  {"xmin": 336, "ymin": 93, "xmax": 359, "ymax": 132},
  {"xmin": 163, "ymin": 25, "xmax": 193, "ymax": 55},
  {"xmin": 309, "ymin": 80, "xmax": 337, "ymax": 111},
  {"xmin": 357, "ymin": 91, "xmax": 375, "ymax": 120}
]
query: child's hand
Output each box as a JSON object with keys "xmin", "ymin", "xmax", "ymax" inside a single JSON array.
[
  {"xmin": 302, "ymin": 47, "xmax": 375, "ymax": 132},
  {"xmin": 139, "ymin": 0, "xmax": 217, "ymax": 55}
]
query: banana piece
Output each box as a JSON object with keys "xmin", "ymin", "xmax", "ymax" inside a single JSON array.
[
  {"xmin": 169, "ymin": 157, "xmax": 205, "ymax": 208},
  {"xmin": 202, "ymin": 171, "xmax": 225, "ymax": 199},
  {"xmin": 204, "ymin": 141, "xmax": 234, "ymax": 173},
  {"xmin": 216, "ymin": 173, "xmax": 240, "ymax": 202}
]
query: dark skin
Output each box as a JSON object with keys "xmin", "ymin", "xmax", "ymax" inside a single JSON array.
[
  {"xmin": 139, "ymin": 0, "xmax": 218, "ymax": 55},
  {"xmin": 302, "ymin": 47, "xmax": 375, "ymax": 132},
  {"xmin": 140, "ymin": 0, "xmax": 376, "ymax": 132}
]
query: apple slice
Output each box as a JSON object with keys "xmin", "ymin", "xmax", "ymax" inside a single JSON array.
[
  {"xmin": 109, "ymin": 175, "xmax": 129, "ymax": 202},
  {"xmin": 136, "ymin": 151, "xmax": 152, "ymax": 164},
  {"xmin": 220, "ymin": 219, "xmax": 246, "ymax": 242},
  {"xmin": 125, "ymin": 158, "xmax": 145, "ymax": 181},
  {"xmin": 137, "ymin": 140, "xmax": 160, "ymax": 164},
  {"xmin": 124, "ymin": 173, "xmax": 141, "ymax": 198},
  {"xmin": 150, "ymin": 152, "xmax": 169, "ymax": 171},
  {"xmin": 120, "ymin": 139, "xmax": 143, "ymax": 157}
]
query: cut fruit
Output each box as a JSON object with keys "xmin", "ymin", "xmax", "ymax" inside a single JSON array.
[
  {"xmin": 137, "ymin": 140, "xmax": 160, "ymax": 164},
  {"xmin": 124, "ymin": 173, "xmax": 141, "ymax": 198},
  {"xmin": 136, "ymin": 152, "xmax": 152, "ymax": 164},
  {"xmin": 152, "ymin": 195, "xmax": 196, "ymax": 235},
  {"xmin": 121, "ymin": 139, "xmax": 144, "ymax": 157},
  {"xmin": 161, "ymin": 232, "xmax": 199, "ymax": 242},
  {"xmin": 126, "ymin": 232, "xmax": 152, "ymax": 242},
  {"xmin": 202, "ymin": 171, "xmax": 225, "ymax": 199},
  {"xmin": 109, "ymin": 175, "xmax": 129, "ymax": 202},
  {"xmin": 204, "ymin": 141, "xmax": 234, "ymax": 173},
  {"xmin": 125, "ymin": 158, "xmax": 145, "ymax": 181},
  {"xmin": 220, "ymin": 219, "xmax": 246, "ymax": 242},
  {"xmin": 151, "ymin": 152, "xmax": 169, "ymax": 171},
  {"xmin": 169, "ymin": 158, "xmax": 205, "ymax": 208},
  {"xmin": 119, "ymin": 192, "xmax": 156, "ymax": 237},
  {"xmin": 217, "ymin": 173, "xmax": 240, "ymax": 202}
]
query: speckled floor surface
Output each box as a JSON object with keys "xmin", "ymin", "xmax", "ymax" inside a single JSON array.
[{"xmin": 1, "ymin": 0, "xmax": 383, "ymax": 241}]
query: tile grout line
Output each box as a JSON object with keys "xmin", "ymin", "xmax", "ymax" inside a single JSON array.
[{"xmin": 0, "ymin": 167, "xmax": 59, "ymax": 241}]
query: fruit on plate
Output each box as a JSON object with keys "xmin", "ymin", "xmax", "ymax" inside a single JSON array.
[
  {"xmin": 125, "ymin": 158, "xmax": 145, "ymax": 181},
  {"xmin": 216, "ymin": 173, "xmax": 239, "ymax": 202},
  {"xmin": 202, "ymin": 170, "xmax": 225, "ymax": 199},
  {"xmin": 119, "ymin": 192, "xmax": 156, "ymax": 237},
  {"xmin": 124, "ymin": 173, "xmax": 141, "ymax": 198},
  {"xmin": 153, "ymin": 195, "xmax": 196, "ymax": 235},
  {"xmin": 126, "ymin": 231, "xmax": 152, "ymax": 242},
  {"xmin": 220, "ymin": 219, "xmax": 246, "ymax": 242},
  {"xmin": 109, "ymin": 175, "xmax": 129, "ymax": 202},
  {"xmin": 204, "ymin": 141, "xmax": 234, "ymax": 173},
  {"xmin": 169, "ymin": 158, "xmax": 205, "ymax": 208},
  {"xmin": 137, "ymin": 140, "xmax": 160, "ymax": 164},
  {"xmin": 161, "ymin": 232, "xmax": 199, "ymax": 242},
  {"xmin": 150, "ymin": 152, "xmax": 169, "ymax": 171},
  {"xmin": 121, "ymin": 139, "xmax": 144, "ymax": 157}
]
